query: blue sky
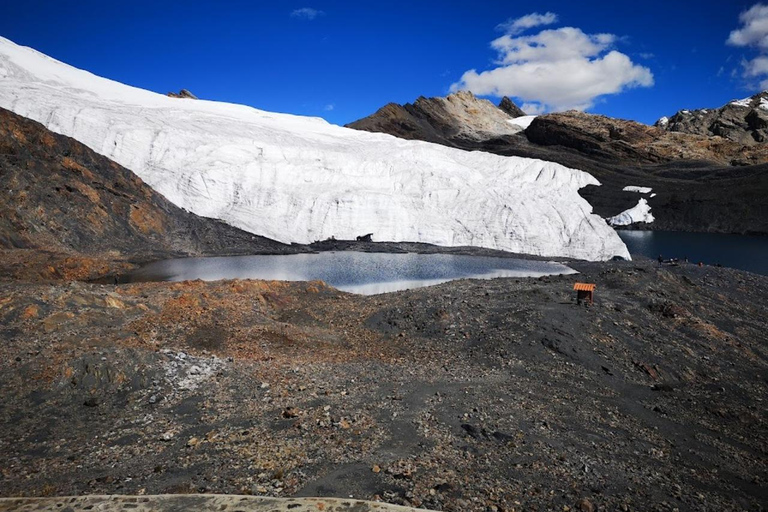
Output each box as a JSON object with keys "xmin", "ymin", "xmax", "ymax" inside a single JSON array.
[{"xmin": 0, "ymin": 1, "xmax": 764, "ymax": 125}]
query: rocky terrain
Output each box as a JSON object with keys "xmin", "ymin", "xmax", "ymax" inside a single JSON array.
[
  {"xmin": 526, "ymin": 111, "xmax": 768, "ymax": 166},
  {"xmin": 346, "ymin": 91, "xmax": 526, "ymax": 145},
  {"xmin": 0, "ymin": 495, "xmax": 424, "ymax": 512},
  {"xmin": 656, "ymin": 91, "xmax": 768, "ymax": 145},
  {"xmin": 0, "ymin": 107, "xmax": 305, "ymax": 280},
  {"xmin": 166, "ymin": 89, "xmax": 198, "ymax": 99},
  {"xmin": 1, "ymin": 258, "xmax": 766, "ymax": 512},
  {"xmin": 349, "ymin": 93, "xmax": 768, "ymax": 235}
]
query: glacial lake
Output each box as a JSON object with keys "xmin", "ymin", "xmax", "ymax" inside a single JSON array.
[
  {"xmin": 122, "ymin": 251, "xmax": 577, "ymax": 295},
  {"xmin": 618, "ymin": 231, "xmax": 768, "ymax": 276}
]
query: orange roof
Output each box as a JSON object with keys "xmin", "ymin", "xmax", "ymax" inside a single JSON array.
[{"xmin": 573, "ymin": 283, "xmax": 596, "ymax": 292}]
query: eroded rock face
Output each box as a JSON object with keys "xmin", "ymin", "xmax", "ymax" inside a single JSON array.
[
  {"xmin": 0, "ymin": 107, "xmax": 299, "ymax": 260},
  {"xmin": 527, "ymin": 110, "xmax": 768, "ymax": 166},
  {"xmin": 655, "ymin": 91, "xmax": 768, "ymax": 145},
  {"xmin": 346, "ymin": 91, "xmax": 526, "ymax": 145}
]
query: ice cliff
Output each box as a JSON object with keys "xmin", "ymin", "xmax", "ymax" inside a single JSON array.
[{"xmin": 0, "ymin": 37, "xmax": 629, "ymax": 260}]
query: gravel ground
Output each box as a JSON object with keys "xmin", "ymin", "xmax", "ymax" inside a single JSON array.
[{"xmin": 0, "ymin": 257, "xmax": 766, "ymax": 511}]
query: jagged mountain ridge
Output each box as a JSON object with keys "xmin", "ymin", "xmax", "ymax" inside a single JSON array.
[
  {"xmin": 655, "ymin": 91, "xmax": 768, "ymax": 145},
  {"xmin": 346, "ymin": 90, "xmax": 529, "ymax": 146},
  {"xmin": 0, "ymin": 36, "xmax": 629, "ymax": 261},
  {"xmin": 527, "ymin": 111, "xmax": 768, "ymax": 166}
]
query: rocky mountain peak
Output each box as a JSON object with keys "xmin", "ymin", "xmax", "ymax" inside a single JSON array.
[
  {"xmin": 167, "ymin": 89, "xmax": 198, "ymax": 99},
  {"xmin": 655, "ymin": 90, "xmax": 768, "ymax": 144},
  {"xmin": 498, "ymin": 96, "xmax": 526, "ymax": 118},
  {"xmin": 347, "ymin": 91, "xmax": 528, "ymax": 144}
]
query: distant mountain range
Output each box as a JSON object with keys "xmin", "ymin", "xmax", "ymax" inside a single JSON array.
[
  {"xmin": 655, "ymin": 91, "xmax": 768, "ymax": 145},
  {"xmin": 349, "ymin": 92, "xmax": 768, "ymax": 235}
]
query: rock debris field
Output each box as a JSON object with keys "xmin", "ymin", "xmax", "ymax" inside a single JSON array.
[{"xmin": 1, "ymin": 257, "xmax": 766, "ymax": 511}]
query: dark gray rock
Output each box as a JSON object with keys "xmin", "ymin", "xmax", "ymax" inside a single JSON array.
[
  {"xmin": 167, "ymin": 89, "xmax": 198, "ymax": 99},
  {"xmin": 498, "ymin": 96, "xmax": 526, "ymax": 118},
  {"xmin": 655, "ymin": 91, "xmax": 768, "ymax": 145}
]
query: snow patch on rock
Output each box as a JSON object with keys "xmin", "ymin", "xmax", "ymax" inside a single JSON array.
[
  {"xmin": 730, "ymin": 97, "xmax": 751, "ymax": 108},
  {"xmin": 607, "ymin": 199, "xmax": 655, "ymax": 227},
  {"xmin": 507, "ymin": 115, "xmax": 538, "ymax": 130},
  {"xmin": 623, "ymin": 186, "xmax": 653, "ymax": 194},
  {"xmin": 0, "ymin": 36, "xmax": 629, "ymax": 261}
]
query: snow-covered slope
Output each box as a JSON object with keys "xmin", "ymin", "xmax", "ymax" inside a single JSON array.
[{"xmin": 0, "ymin": 36, "xmax": 629, "ymax": 261}]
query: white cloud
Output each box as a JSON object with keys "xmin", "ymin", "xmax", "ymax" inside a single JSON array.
[
  {"xmin": 450, "ymin": 18, "xmax": 653, "ymax": 112},
  {"xmin": 520, "ymin": 102, "xmax": 547, "ymax": 115},
  {"xmin": 728, "ymin": 4, "xmax": 768, "ymax": 48},
  {"xmin": 291, "ymin": 7, "xmax": 324, "ymax": 20},
  {"xmin": 323, "ymin": 103, "xmax": 335, "ymax": 111},
  {"xmin": 496, "ymin": 12, "xmax": 558, "ymax": 35},
  {"xmin": 728, "ymin": 3, "xmax": 768, "ymax": 89}
]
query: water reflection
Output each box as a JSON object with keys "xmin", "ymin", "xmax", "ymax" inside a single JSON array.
[{"xmin": 124, "ymin": 252, "xmax": 577, "ymax": 295}]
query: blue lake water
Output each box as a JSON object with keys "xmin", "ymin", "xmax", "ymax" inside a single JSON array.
[
  {"xmin": 618, "ymin": 231, "xmax": 768, "ymax": 276},
  {"xmin": 124, "ymin": 251, "xmax": 577, "ymax": 295}
]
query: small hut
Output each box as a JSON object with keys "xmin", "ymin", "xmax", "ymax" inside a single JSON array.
[{"xmin": 573, "ymin": 283, "xmax": 596, "ymax": 305}]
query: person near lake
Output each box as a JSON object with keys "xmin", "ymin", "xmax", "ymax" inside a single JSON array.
[{"xmin": 658, "ymin": 254, "xmax": 663, "ymax": 267}]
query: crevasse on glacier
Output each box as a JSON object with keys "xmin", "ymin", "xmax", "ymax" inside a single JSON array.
[{"xmin": 0, "ymin": 36, "xmax": 630, "ymax": 261}]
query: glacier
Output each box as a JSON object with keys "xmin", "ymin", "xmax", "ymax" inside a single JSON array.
[
  {"xmin": 608, "ymin": 199, "xmax": 655, "ymax": 227},
  {"xmin": 0, "ymin": 36, "xmax": 629, "ymax": 261}
]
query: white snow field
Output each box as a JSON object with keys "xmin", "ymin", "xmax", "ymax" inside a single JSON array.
[
  {"xmin": 608, "ymin": 199, "xmax": 655, "ymax": 227},
  {"xmin": 0, "ymin": 37, "xmax": 629, "ymax": 261},
  {"xmin": 507, "ymin": 115, "xmax": 538, "ymax": 130}
]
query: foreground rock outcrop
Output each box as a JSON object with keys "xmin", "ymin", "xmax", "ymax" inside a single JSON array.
[
  {"xmin": 0, "ymin": 495, "xmax": 427, "ymax": 512},
  {"xmin": 1, "ymin": 259, "xmax": 766, "ymax": 511}
]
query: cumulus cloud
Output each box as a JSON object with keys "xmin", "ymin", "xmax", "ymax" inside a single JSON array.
[
  {"xmin": 728, "ymin": 3, "xmax": 768, "ymax": 89},
  {"xmin": 728, "ymin": 4, "xmax": 768, "ymax": 47},
  {"xmin": 291, "ymin": 7, "xmax": 324, "ymax": 20},
  {"xmin": 450, "ymin": 15, "xmax": 653, "ymax": 112},
  {"xmin": 496, "ymin": 12, "xmax": 558, "ymax": 35}
]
